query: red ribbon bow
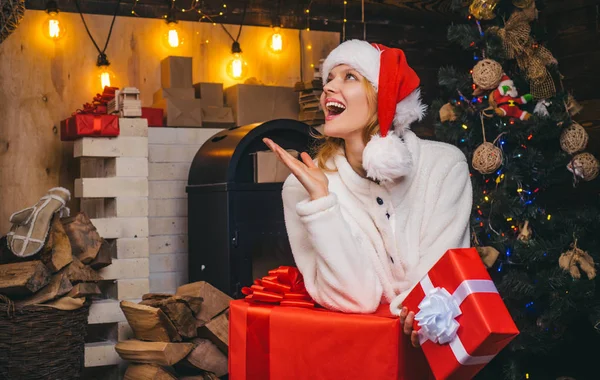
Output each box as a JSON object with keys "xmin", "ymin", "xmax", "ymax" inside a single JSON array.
[
  {"xmin": 75, "ymin": 86, "xmax": 119, "ymax": 115},
  {"xmin": 242, "ymin": 266, "xmax": 316, "ymax": 308}
]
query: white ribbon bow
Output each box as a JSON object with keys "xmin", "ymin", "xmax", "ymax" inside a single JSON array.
[{"xmin": 415, "ymin": 287, "xmax": 461, "ymax": 344}]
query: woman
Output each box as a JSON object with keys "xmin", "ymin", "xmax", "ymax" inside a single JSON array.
[{"xmin": 263, "ymin": 40, "xmax": 473, "ymax": 347}]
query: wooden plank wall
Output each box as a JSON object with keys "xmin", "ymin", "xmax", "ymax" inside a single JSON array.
[
  {"xmin": 545, "ymin": 0, "xmax": 600, "ymax": 101},
  {"xmin": 0, "ymin": 10, "xmax": 339, "ymax": 235}
]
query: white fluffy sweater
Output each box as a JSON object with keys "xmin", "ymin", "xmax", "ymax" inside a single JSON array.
[{"xmin": 282, "ymin": 130, "xmax": 473, "ymax": 314}]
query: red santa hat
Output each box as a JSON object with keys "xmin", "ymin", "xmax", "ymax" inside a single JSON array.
[
  {"xmin": 321, "ymin": 40, "xmax": 426, "ymax": 182},
  {"xmin": 497, "ymin": 74, "xmax": 515, "ymax": 95}
]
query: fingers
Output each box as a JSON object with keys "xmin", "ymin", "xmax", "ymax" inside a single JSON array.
[
  {"xmin": 301, "ymin": 152, "xmax": 317, "ymax": 168},
  {"xmin": 400, "ymin": 306, "xmax": 420, "ymax": 347},
  {"xmin": 263, "ymin": 138, "xmax": 304, "ymax": 172},
  {"xmin": 399, "ymin": 306, "xmax": 408, "ymax": 326},
  {"xmin": 411, "ymin": 331, "xmax": 420, "ymax": 348},
  {"xmin": 403, "ymin": 311, "xmax": 415, "ymax": 336},
  {"xmin": 263, "ymin": 138, "xmax": 299, "ymax": 163}
]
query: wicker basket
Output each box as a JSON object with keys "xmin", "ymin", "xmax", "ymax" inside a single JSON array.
[{"xmin": 0, "ymin": 295, "xmax": 90, "ymax": 380}]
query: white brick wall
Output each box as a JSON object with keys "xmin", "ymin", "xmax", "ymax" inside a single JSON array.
[
  {"xmin": 148, "ymin": 128, "xmax": 223, "ymax": 294},
  {"xmin": 78, "ymin": 119, "xmax": 151, "ymax": 371}
]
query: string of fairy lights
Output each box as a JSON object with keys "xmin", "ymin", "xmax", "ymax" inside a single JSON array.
[{"xmin": 41, "ymin": 0, "xmax": 367, "ymax": 89}]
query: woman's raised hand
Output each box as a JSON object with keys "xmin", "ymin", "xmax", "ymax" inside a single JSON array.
[{"xmin": 263, "ymin": 138, "xmax": 329, "ymax": 201}]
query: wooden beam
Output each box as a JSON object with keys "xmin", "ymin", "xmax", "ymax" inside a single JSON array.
[
  {"xmin": 544, "ymin": 0, "xmax": 600, "ymax": 14},
  {"xmin": 24, "ymin": 0, "xmax": 460, "ymax": 32}
]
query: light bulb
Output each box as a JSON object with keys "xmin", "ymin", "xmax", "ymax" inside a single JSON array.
[
  {"xmin": 164, "ymin": 22, "xmax": 185, "ymax": 49},
  {"xmin": 226, "ymin": 41, "xmax": 248, "ymax": 80},
  {"xmin": 168, "ymin": 26, "xmax": 179, "ymax": 47},
  {"xmin": 162, "ymin": 11, "xmax": 185, "ymax": 50},
  {"xmin": 97, "ymin": 65, "xmax": 116, "ymax": 90},
  {"xmin": 267, "ymin": 27, "xmax": 284, "ymax": 53},
  {"xmin": 42, "ymin": 10, "xmax": 66, "ymax": 41},
  {"xmin": 227, "ymin": 53, "xmax": 247, "ymax": 80},
  {"xmin": 100, "ymin": 69, "xmax": 111, "ymax": 88}
]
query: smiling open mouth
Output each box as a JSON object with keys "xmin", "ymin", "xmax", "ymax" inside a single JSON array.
[{"xmin": 326, "ymin": 101, "xmax": 346, "ymax": 116}]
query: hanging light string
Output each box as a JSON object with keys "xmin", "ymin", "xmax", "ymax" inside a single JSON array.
[
  {"xmin": 342, "ymin": 0, "xmax": 347, "ymax": 41},
  {"xmin": 305, "ymin": 0, "xmax": 314, "ymax": 31},
  {"xmin": 274, "ymin": 0, "xmax": 281, "ymax": 27},
  {"xmin": 218, "ymin": 0, "xmax": 247, "ymax": 44},
  {"xmin": 131, "ymin": 0, "xmax": 140, "ymax": 16},
  {"xmin": 173, "ymin": 0, "xmax": 201, "ymax": 13},
  {"xmin": 362, "ymin": 0, "xmax": 366, "ymax": 40},
  {"xmin": 75, "ymin": 0, "xmax": 122, "ymax": 66}
]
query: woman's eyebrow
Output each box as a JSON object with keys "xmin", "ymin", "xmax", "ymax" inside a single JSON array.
[{"xmin": 332, "ymin": 68, "xmax": 357, "ymax": 77}]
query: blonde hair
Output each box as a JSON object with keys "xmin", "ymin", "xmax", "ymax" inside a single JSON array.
[{"xmin": 312, "ymin": 77, "xmax": 380, "ymax": 171}]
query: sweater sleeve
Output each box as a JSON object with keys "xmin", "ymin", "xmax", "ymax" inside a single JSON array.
[
  {"xmin": 390, "ymin": 158, "xmax": 473, "ymax": 313},
  {"xmin": 282, "ymin": 177, "xmax": 383, "ymax": 313}
]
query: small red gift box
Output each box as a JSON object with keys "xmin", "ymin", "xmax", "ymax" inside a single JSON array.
[
  {"xmin": 229, "ymin": 266, "xmax": 433, "ymax": 379},
  {"xmin": 142, "ymin": 107, "xmax": 164, "ymax": 127},
  {"xmin": 402, "ymin": 248, "xmax": 519, "ymax": 380},
  {"xmin": 60, "ymin": 114, "xmax": 119, "ymax": 141}
]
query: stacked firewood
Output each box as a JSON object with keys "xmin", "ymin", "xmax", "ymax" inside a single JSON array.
[
  {"xmin": 117, "ymin": 281, "xmax": 231, "ymax": 380},
  {"xmin": 0, "ymin": 212, "xmax": 108, "ymax": 308}
]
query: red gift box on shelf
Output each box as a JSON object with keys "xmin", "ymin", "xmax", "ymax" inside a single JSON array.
[
  {"xmin": 60, "ymin": 114, "xmax": 119, "ymax": 141},
  {"xmin": 402, "ymin": 248, "xmax": 519, "ymax": 380},
  {"xmin": 229, "ymin": 266, "xmax": 433, "ymax": 380},
  {"xmin": 141, "ymin": 107, "xmax": 164, "ymax": 127}
]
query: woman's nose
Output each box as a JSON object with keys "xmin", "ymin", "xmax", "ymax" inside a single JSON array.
[{"xmin": 323, "ymin": 79, "xmax": 339, "ymax": 94}]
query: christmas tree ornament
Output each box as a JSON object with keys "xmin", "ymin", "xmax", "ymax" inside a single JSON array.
[
  {"xmin": 517, "ymin": 220, "xmax": 532, "ymax": 242},
  {"xmin": 567, "ymin": 152, "xmax": 599, "ymax": 182},
  {"xmin": 473, "ymin": 143, "xmax": 503, "ymax": 174},
  {"xmin": 439, "ymin": 103, "xmax": 458, "ymax": 122},
  {"xmin": 485, "ymin": 74, "xmax": 533, "ymax": 120},
  {"xmin": 566, "ymin": 94, "xmax": 583, "ymax": 116},
  {"xmin": 489, "ymin": 7, "xmax": 557, "ymax": 99},
  {"xmin": 558, "ymin": 239, "xmax": 596, "ymax": 280},
  {"xmin": 512, "ymin": 0, "xmax": 534, "ymax": 8},
  {"xmin": 472, "ymin": 59, "xmax": 503, "ymax": 91},
  {"xmin": 533, "ymin": 99, "xmax": 551, "ymax": 116},
  {"xmin": 560, "ymin": 122, "xmax": 588, "ymax": 154},
  {"xmin": 469, "ymin": 0, "xmax": 500, "ymax": 20},
  {"xmin": 473, "ymin": 116, "xmax": 504, "ymax": 174}
]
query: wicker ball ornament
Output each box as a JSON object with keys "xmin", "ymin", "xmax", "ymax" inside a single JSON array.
[
  {"xmin": 472, "ymin": 59, "xmax": 504, "ymax": 91},
  {"xmin": 0, "ymin": 0, "xmax": 25, "ymax": 44},
  {"xmin": 472, "ymin": 142, "xmax": 503, "ymax": 174},
  {"xmin": 567, "ymin": 152, "xmax": 600, "ymax": 182},
  {"xmin": 560, "ymin": 122, "xmax": 588, "ymax": 154}
]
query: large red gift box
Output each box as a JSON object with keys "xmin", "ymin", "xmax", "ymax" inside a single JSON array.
[
  {"xmin": 229, "ymin": 301, "xmax": 433, "ymax": 379},
  {"xmin": 402, "ymin": 248, "xmax": 519, "ymax": 380},
  {"xmin": 229, "ymin": 266, "xmax": 433, "ymax": 380},
  {"xmin": 60, "ymin": 114, "xmax": 119, "ymax": 141}
]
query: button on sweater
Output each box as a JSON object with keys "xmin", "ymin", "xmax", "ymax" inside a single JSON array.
[{"xmin": 282, "ymin": 130, "xmax": 473, "ymax": 314}]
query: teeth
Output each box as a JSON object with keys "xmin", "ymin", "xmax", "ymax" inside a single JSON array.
[{"xmin": 326, "ymin": 101, "xmax": 346, "ymax": 110}]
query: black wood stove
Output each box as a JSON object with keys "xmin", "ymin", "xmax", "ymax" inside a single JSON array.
[{"xmin": 187, "ymin": 119, "xmax": 318, "ymax": 298}]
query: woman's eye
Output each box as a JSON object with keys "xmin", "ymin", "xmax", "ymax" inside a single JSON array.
[{"xmin": 345, "ymin": 73, "xmax": 357, "ymax": 80}]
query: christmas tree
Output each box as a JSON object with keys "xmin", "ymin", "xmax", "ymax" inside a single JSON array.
[{"xmin": 433, "ymin": 1, "xmax": 600, "ymax": 379}]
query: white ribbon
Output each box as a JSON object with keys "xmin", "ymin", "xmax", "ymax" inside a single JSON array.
[{"xmin": 416, "ymin": 275, "xmax": 499, "ymax": 366}]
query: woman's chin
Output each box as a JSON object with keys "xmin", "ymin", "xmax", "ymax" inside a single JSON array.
[{"xmin": 323, "ymin": 123, "xmax": 344, "ymax": 138}]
